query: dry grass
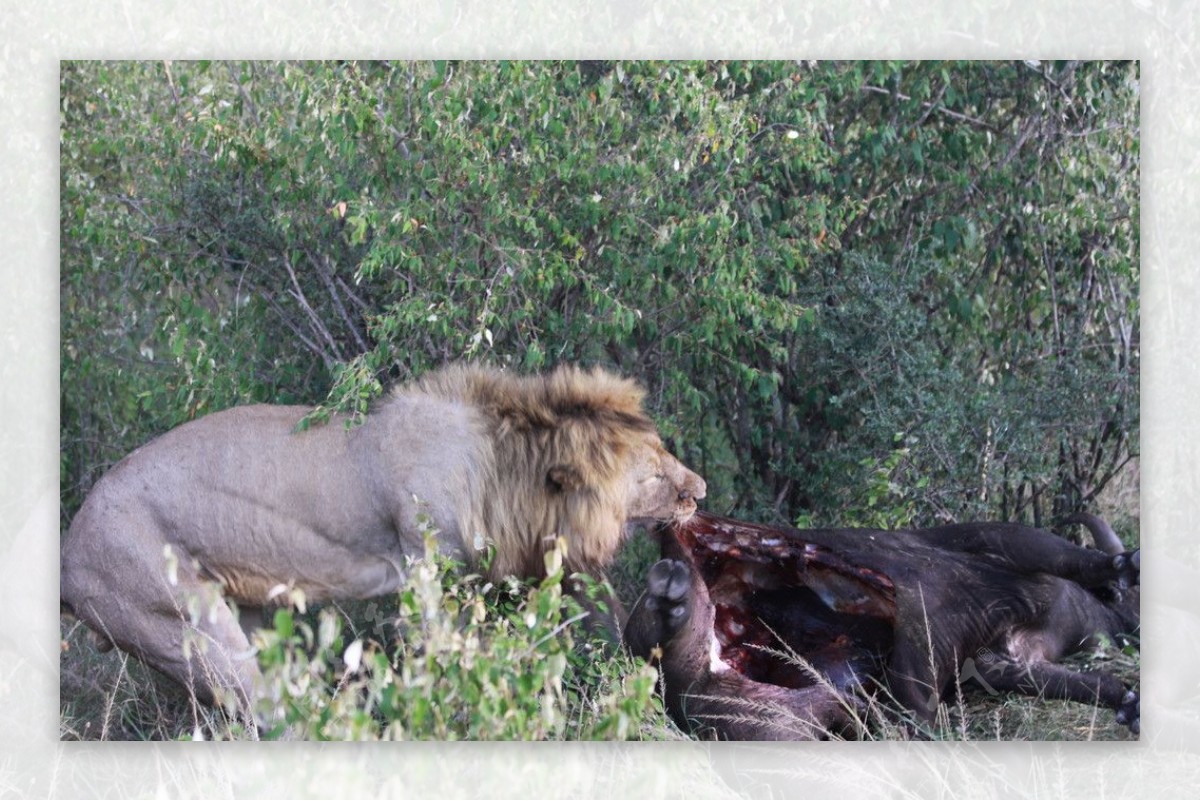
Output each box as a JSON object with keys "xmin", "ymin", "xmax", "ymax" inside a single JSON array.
[
  {"xmin": 59, "ymin": 619, "xmax": 245, "ymax": 741},
  {"xmin": 59, "ymin": 618, "xmax": 1139, "ymax": 742}
]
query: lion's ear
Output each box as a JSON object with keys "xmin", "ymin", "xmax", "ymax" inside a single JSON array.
[{"xmin": 547, "ymin": 464, "xmax": 585, "ymax": 493}]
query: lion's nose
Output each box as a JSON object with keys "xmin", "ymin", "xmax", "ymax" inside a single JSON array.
[{"xmin": 679, "ymin": 479, "xmax": 706, "ymax": 502}]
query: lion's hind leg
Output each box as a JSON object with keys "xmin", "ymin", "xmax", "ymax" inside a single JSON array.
[
  {"xmin": 62, "ymin": 517, "xmax": 260, "ymax": 726},
  {"xmin": 154, "ymin": 562, "xmax": 261, "ymax": 718}
]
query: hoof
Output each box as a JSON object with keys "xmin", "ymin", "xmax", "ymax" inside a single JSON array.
[
  {"xmin": 1112, "ymin": 550, "xmax": 1140, "ymax": 589},
  {"xmin": 645, "ymin": 559, "xmax": 693, "ymax": 635},
  {"xmin": 1114, "ymin": 688, "xmax": 1140, "ymax": 735}
]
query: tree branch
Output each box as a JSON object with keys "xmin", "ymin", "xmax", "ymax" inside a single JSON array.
[
  {"xmin": 308, "ymin": 251, "xmax": 369, "ymax": 355},
  {"xmin": 861, "ymin": 84, "xmax": 998, "ymax": 133},
  {"xmin": 281, "ymin": 253, "xmax": 344, "ymax": 365}
]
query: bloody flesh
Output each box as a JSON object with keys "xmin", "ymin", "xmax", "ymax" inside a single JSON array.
[{"xmin": 673, "ymin": 513, "xmax": 899, "ymax": 692}]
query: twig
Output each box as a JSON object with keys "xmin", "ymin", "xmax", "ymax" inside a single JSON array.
[
  {"xmin": 861, "ymin": 84, "xmax": 998, "ymax": 133},
  {"xmin": 308, "ymin": 251, "xmax": 369, "ymax": 354},
  {"xmin": 995, "ymin": 115, "xmax": 1038, "ymax": 172},
  {"xmin": 915, "ymin": 83, "xmax": 948, "ymax": 128},
  {"xmin": 335, "ymin": 276, "xmax": 371, "ymax": 312},
  {"xmin": 226, "ymin": 62, "xmax": 260, "ymax": 126},
  {"xmin": 162, "ymin": 60, "xmax": 181, "ymax": 106},
  {"xmin": 259, "ymin": 287, "xmax": 330, "ymax": 363},
  {"xmin": 282, "ymin": 253, "xmax": 344, "ymax": 364}
]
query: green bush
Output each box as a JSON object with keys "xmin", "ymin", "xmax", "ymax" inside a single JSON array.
[
  {"xmin": 61, "ymin": 60, "xmax": 1139, "ymax": 533},
  {"xmin": 227, "ymin": 525, "xmax": 664, "ymax": 741}
]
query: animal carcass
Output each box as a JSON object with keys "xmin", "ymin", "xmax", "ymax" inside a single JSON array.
[{"xmin": 625, "ymin": 511, "xmax": 1139, "ymax": 740}]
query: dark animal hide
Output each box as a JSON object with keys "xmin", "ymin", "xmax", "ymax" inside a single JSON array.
[{"xmin": 625, "ymin": 511, "xmax": 1139, "ymax": 740}]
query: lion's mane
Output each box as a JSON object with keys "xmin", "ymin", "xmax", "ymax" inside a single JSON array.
[{"xmin": 396, "ymin": 363, "xmax": 660, "ymax": 578}]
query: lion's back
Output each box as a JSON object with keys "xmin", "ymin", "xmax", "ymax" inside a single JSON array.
[
  {"xmin": 64, "ymin": 404, "xmax": 392, "ymax": 599},
  {"xmin": 62, "ymin": 397, "xmax": 495, "ymax": 605}
]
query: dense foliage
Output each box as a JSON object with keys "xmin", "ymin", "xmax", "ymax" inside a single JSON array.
[
  {"xmin": 61, "ymin": 60, "xmax": 1139, "ymax": 533},
  {"xmin": 60, "ymin": 61, "xmax": 1139, "ymax": 739}
]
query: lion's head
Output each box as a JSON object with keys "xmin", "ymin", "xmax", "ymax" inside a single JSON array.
[
  {"xmin": 414, "ymin": 364, "xmax": 706, "ymax": 579},
  {"xmin": 621, "ymin": 438, "xmax": 706, "ymax": 526}
]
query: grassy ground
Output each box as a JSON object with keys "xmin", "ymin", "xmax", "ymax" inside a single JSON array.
[
  {"xmin": 59, "ymin": 576, "xmax": 1140, "ymax": 742},
  {"xmin": 59, "ymin": 618, "xmax": 232, "ymax": 741},
  {"xmin": 59, "ymin": 539, "xmax": 689, "ymax": 742},
  {"xmin": 59, "ymin": 620, "xmax": 1140, "ymax": 742}
]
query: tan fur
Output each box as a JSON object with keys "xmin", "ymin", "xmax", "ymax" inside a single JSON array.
[
  {"xmin": 405, "ymin": 364, "xmax": 702, "ymax": 578},
  {"xmin": 60, "ymin": 363, "xmax": 705, "ymax": 714}
]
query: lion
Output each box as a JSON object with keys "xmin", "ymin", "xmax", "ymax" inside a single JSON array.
[{"xmin": 60, "ymin": 363, "xmax": 706, "ymax": 720}]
